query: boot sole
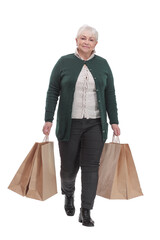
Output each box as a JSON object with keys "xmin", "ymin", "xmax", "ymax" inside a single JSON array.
[{"xmin": 79, "ymin": 217, "xmax": 94, "ymax": 227}]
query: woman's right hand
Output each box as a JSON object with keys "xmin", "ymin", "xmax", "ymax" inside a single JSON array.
[{"xmin": 42, "ymin": 122, "xmax": 53, "ymax": 136}]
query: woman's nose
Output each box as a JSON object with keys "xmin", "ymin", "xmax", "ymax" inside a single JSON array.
[{"xmin": 84, "ymin": 39, "xmax": 89, "ymax": 44}]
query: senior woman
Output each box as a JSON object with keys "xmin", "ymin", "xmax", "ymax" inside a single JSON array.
[{"xmin": 43, "ymin": 24, "xmax": 120, "ymax": 227}]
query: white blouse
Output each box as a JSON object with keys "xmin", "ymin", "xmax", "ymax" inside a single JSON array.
[{"xmin": 71, "ymin": 48, "xmax": 101, "ymax": 119}]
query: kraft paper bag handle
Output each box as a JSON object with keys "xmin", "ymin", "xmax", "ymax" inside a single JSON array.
[
  {"xmin": 112, "ymin": 133, "xmax": 120, "ymax": 143},
  {"xmin": 43, "ymin": 135, "xmax": 49, "ymax": 142}
]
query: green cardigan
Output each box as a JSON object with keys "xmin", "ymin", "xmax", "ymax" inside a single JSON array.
[{"xmin": 45, "ymin": 53, "xmax": 119, "ymax": 142}]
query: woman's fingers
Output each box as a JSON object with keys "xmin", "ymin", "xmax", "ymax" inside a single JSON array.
[
  {"xmin": 42, "ymin": 122, "xmax": 52, "ymax": 135},
  {"xmin": 111, "ymin": 124, "xmax": 121, "ymax": 136}
]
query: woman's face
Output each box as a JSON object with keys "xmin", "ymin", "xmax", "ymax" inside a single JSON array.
[{"xmin": 76, "ymin": 31, "xmax": 98, "ymax": 55}]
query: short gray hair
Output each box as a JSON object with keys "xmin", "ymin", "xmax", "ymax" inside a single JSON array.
[{"xmin": 76, "ymin": 24, "xmax": 98, "ymax": 41}]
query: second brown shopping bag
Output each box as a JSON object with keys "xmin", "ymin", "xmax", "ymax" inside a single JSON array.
[
  {"xmin": 96, "ymin": 134, "xmax": 143, "ymax": 199},
  {"xmin": 8, "ymin": 136, "xmax": 57, "ymax": 200}
]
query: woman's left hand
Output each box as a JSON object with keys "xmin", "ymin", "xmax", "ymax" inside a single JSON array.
[{"xmin": 111, "ymin": 124, "xmax": 121, "ymax": 136}]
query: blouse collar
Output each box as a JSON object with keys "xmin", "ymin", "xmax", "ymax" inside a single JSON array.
[{"xmin": 74, "ymin": 48, "xmax": 96, "ymax": 61}]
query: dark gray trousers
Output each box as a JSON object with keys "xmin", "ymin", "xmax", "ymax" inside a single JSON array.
[{"xmin": 58, "ymin": 117, "xmax": 104, "ymax": 209}]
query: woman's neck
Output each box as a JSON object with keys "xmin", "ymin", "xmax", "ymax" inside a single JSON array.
[{"xmin": 77, "ymin": 49, "xmax": 92, "ymax": 61}]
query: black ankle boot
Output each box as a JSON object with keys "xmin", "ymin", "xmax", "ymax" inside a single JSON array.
[
  {"xmin": 79, "ymin": 208, "xmax": 94, "ymax": 227},
  {"xmin": 64, "ymin": 195, "xmax": 75, "ymax": 216}
]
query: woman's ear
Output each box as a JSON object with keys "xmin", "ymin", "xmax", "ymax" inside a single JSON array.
[{"xmin": 75, "ymin": 38, "xmax": 78, "ymax": 46}]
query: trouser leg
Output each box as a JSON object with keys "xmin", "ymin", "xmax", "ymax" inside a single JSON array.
[
  {"xmin": 58, "ymin": 120, "xmax": 82, "ymax": 196},
  {"xmin": 80, "ymin": 119, "xmax": 104, "ymax": 209}
]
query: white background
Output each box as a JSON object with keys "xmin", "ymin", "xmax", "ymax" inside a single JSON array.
[{"xmin": 0, "ymin": 0, "xmax": 160, "ymax": 239}]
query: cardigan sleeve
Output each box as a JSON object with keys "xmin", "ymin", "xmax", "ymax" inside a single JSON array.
[
  {"xmin": 44, "ymin": 57, "xmax": 62, "ymax": 122},
  {"xmin": 105, "ymin": 60, "xmax": 119, "ymax": 125}
]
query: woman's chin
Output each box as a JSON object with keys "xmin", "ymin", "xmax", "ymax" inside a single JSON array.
[{"xmin": 81, "ymin": 48, "xmax": 91, "ymax": 54}]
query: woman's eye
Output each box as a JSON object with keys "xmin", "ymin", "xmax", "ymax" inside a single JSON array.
[{"xmin": 80, "ymin": 37, "xmax": 94, "ymax": 41}]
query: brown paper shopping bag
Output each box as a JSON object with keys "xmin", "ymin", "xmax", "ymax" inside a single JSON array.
[
  {"xmin": 8, "ymin": 142, "xmax": 38, "ymax": 196},
  {"xmin": 8, "ymin": 136, "xmax": 57, "ymax": 200},
  {"xmin": 96, "ymin": 134, "xmax": 143, "ymax": 199}
]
